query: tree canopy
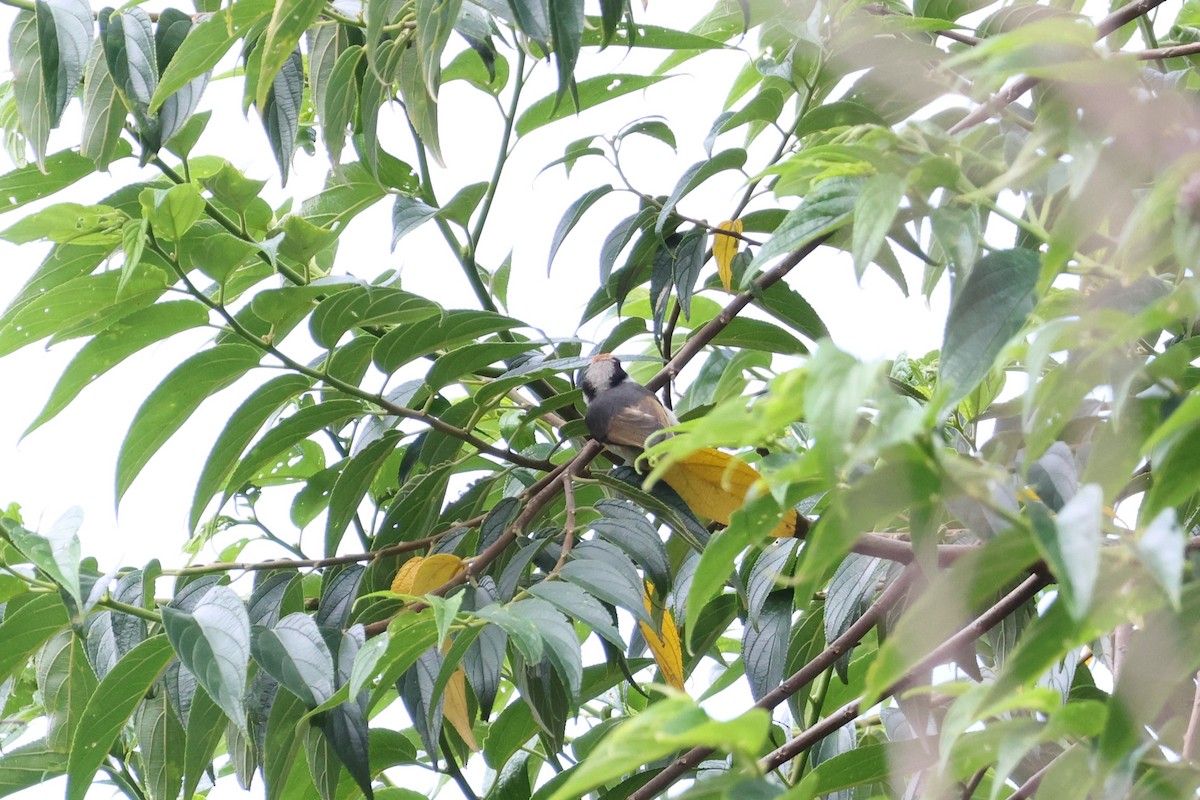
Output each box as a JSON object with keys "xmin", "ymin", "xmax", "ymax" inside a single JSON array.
[{"xmin": 2, "ymin": 0, "xmax": 1200, "ymax": 798}]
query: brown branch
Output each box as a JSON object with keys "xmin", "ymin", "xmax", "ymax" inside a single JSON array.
[
  {"xmin": 757, "ymin": 573, "xmax": 1049, "ymax": 776},
  {"xmin": 1007, "ymin": 744, "xmax": 1078, "ymax": 800},
  {"xmin": 949, "ymin": 0, "xmax": 1170, "ymax": 134},
  {"xmin": 548, "ymin": 474, "xmax": 579, "ymax": 579},
  {"xmin": 1136, "ymin": 41, "xmax": 1200, "ymax": 60},
  {"xmin": 1184, "ymin": 672, "xmax": 1200, "ymax": 762},
  {"xmin": 627, "ymin": 564, "xmax": 922, "ymax": 800}
]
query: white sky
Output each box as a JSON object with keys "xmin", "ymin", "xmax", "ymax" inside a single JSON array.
[{"xmin": 0, "ymin": 3, "xmax": 950, "ymax": 797}]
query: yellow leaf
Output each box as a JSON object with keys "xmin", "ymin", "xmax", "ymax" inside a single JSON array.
[
  {"xmin": 443, "ymin": 667, "xmax": 479, "ymax": 750},
  {"xmin": 640, "ymin": 587, "xmax": 685, "ymax": 690},
  {"xmin": 662, "ymin": 448, "xmax": 798, "ymax": 538},
  {"xmin": 713, "ymin": 219, "xmax": 743, "ymax": 291},
  {"xmin": 390, "ymin": 556, "xmax": 423, "ymax": 595},
  {"xmin": 391, "ymin": 553, "xmax": 464, "ymax": 596}
]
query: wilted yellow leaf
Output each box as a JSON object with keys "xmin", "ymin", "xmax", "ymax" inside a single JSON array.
[
  {"xmin": 391, "ymin": 553, "xmax": 464, "ymax": 595},
  {"xmin": 662, "ymin": 448, "xmax": 798, "ymax": 538},
  {"xmin": 443, "ymin": 667, "xmax": 479, "ymax": 750},
  {"xmin": 713, "ymin": 219, "xmax": 743, "ymax": 291},
  {"xmin": 640, "ymin": 587, "xmax": 684, "ymax": 690}
]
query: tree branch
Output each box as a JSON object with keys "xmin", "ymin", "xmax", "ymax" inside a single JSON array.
[
  {"xmin": 948, "ymin": 0, "xmax": 1170, "ymax": 134},
  {"xmin": 757, "ymin": 573, "xmax": 1049, "ymax": 775}
]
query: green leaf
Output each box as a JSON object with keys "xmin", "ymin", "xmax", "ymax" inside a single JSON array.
[
  {"xmin": 1136, "ymin": 509, "xmax": 1184, "ymax": 609},
  {"xmin": 469, "ymin": 603, "xmax": 543, "ymax": 663},
  {"xmin": 1031, "ymin": 487, "xmax": 1101, "ymax": 621},
  {"xmin": 200, "ymin": 162, "xmax": 269, "ymax": 214},
  {"xmin": 255, "ymin": 0, "xmax": 327, "ymax": 110},
  {"xmin": 939, "ymin": 248, "xmax": 1038, "ymax": 405},
  {"xmin": 397, "ymin": 44, "xmax": 443, "ymax": 166},
  {"xmin": 424, "ymin": 340, "xmax": 538, "ymax": 393},
  {"xmin": 743, "ymin": 592, "xmax": 789, "ymax": 700},
  {"xmin": 746, "ymin": 177, "xmax": 860, "ymax": 278},
  {"xmin": 182, "ymin": 673, "xmax": 227, "ymax": 800},
  {"xmin": 755, "ymin": 281, "xmax": 829, "ymax": 341},
  {"xmin": 4, "ymin": 508, "xmax": 83, "ymax": 606},
  {"xmin": 390, "ymin": 196, "xmax": 443, "ymax": 249},
  {"xmin": 685, "ymin": 495, "xmax": 778, "ymax": 650},
  {"xmin": 116, "ymin": 344, "xmax": 262, "ymax": 503},
  {"xmin": 137, "ymin": 690, "xmax": 186, "ymax": 800},
  {"xmin": 516, "ymin": 73, "xmax": 671, "ymax": 135},
  {"xmin": 657, "ymin": 149, "xmax": 747, "ymax": 234},
  {"xmin": 788, "ymin": 741, "xmax": 897, "ymax": 800},
  {"xmin": 437, "ymin": 180, "xmax": 488, "ymax": 228},
  {"xmin": 0, "ymin": 201, "xmax": 124, "ymax": 245},
  {"xmin": 261, "ymin": 48, "xmax": 304, "ymax": 184},
  {"xmin": 151, "ymin": 0, "xmax": 273, "ymax": 112},
  {"xmin": 507, "ymin": 0, "xmax": 550, "ymax": 43},
  {"xmin": 372, "ymin": 310, "xmax": 523, "ymax": 373},
  {"xmin": 223, "ymin": 399, "xmax": 364, "ymax": 498},
  {"xmin": 190, "ymin": 374, "xmax": 313, "ymax": 530},
  {"xmin": 0, "ymin": 740, "xmax": 66, "ymax": 796},
  {"xmin": 0, "ymin": 592, "xmax": 69, "ymax": 682},
  {"xmin": 100, "ymin": 7, "xmax": 157, "ymax": 109},
  {"xmin": 794, "ymin": 100, "xmax": 887, "ymax": 138},
  {"xmin": 416, "ymin": 0, "xmax": 464, "ymax": 98},
  {"xmin": 66, "ymin": 636, "xmax": 174, "ymax": 800},
  {"xmin": 0, "ymin": 263, "xmax": 167, "ymax": 359},
  {"xmin": 512, "ymin": 598, "xmax": 583, "ymax": 702},
  {"xmin": 251, "ymin": 612, "xmax": 335, "ymax": 707},
  {"xmin": 0, "ymin": 147, "xmax": 106, "ymax": 214},
  {"xmin": 548, "ymin": 185, "xmax": 614, "ymax": 274},
  {"xmin": 35, "ymin": 0, "xmax": 92, "ymax": 127},
  {"xmin": 851, "ymin": 172, "xmax": 906, "ymax": 281},
  {"xmin": 310, "ymin": 285, "xmax": 442, "ymax": 349},
  {"xmin": 10, "ymin": 11, "xmax": 52, "ymax": 166},
  {"xmin": 560, "ymin": 555, "xmax": 650, "ymax": 626},
  {"xmin": 591, "ymin": 499, "xmax": 670, "ymax": 591},
  {"xmin": 161, "ymin": 586, "xmax": 250, "ymax": 732},
  {"xmin": 698, "ymin": 317, "xmax": 807, "ymax": 355},
  {"xmin": 321, "ymin": 44, "xmax": 363, "ymax": 167},
  {"xmin": 548, "ymin": 0, "xmax": 584, "ymax": 109},
  {"xmin": 527, "ymin": 581, "xmax": 624, "ymax": 648},
  {"xmin": 546, "ymin": 696, "xmax": 770, "ymax": 800},
  {"xmin": 325, "ymin": 431, "xmax": 401, "ymax": 556},
  {"xmin": 140, "ymin": 183, "xmax": 205, "ymax": 240}
]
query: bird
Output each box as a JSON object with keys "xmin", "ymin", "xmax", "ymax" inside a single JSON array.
[{"xmin": 580, "ymin": 353, "xmax": 798, "ymax": 538}]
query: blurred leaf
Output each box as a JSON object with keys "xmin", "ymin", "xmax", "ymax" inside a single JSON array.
[
  {"xmin": 546, "ymin": 695, "xmax": 769, "ymax": 800},
  {"xmin": 851, "ymin": 172, "xmax": 906, "ymax": 281},
  {"xmin": 1030, "ymin": 486, "xmax": 1101, "ymax": 620},
  {"xmin": 698, "ymin": 317, "xmax": 807, "ymax": 355},
  {"xmin": 939, "ymin": 248, "xmax": 1038, "ymax": 406},
  {"xmin": 1136, "ymin": 509, "xmax": 1184, "ymax": 608}
]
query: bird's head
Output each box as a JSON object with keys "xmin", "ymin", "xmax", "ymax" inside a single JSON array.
[{"xmin": 580, "ymin": 353, "xmax": 628, "ymax": 402}]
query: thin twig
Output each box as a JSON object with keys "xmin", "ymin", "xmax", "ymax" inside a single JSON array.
[
  {"xmin": 1008, "ymin": 745, "xmax": 1077, "ymax": 800},
  {"xmin": 961, "ymin": 766, "xmax": 988, "ymax": 799},
  {"xmin": 549, "ymin": 474, "xmax": 579, "ymax": 579},
  {"xmin": 165, "ymin": 531, "xmax": 452, "ymax": 577},
  {"xmin": 949, "ymin": 0, "xmax": 1170, "ymax": 133},
  {"xmin": 757, "ymin": 573, "xmax": 1049, "ymax": 776}
]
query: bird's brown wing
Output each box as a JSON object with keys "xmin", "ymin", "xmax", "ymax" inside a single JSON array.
[{"xmin": 585, "ymin": 381, "xmax": 674, "ymax": 449}]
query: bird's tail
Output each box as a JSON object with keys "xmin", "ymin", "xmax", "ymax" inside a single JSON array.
[{"xmin": 660, "ymin": 447, "xmax": 799, "ymax": 538}]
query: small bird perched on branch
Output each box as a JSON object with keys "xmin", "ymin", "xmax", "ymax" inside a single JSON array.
[{"xmin": 581, "ymin": 353, "xmax": 798, "ymax": 538}]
